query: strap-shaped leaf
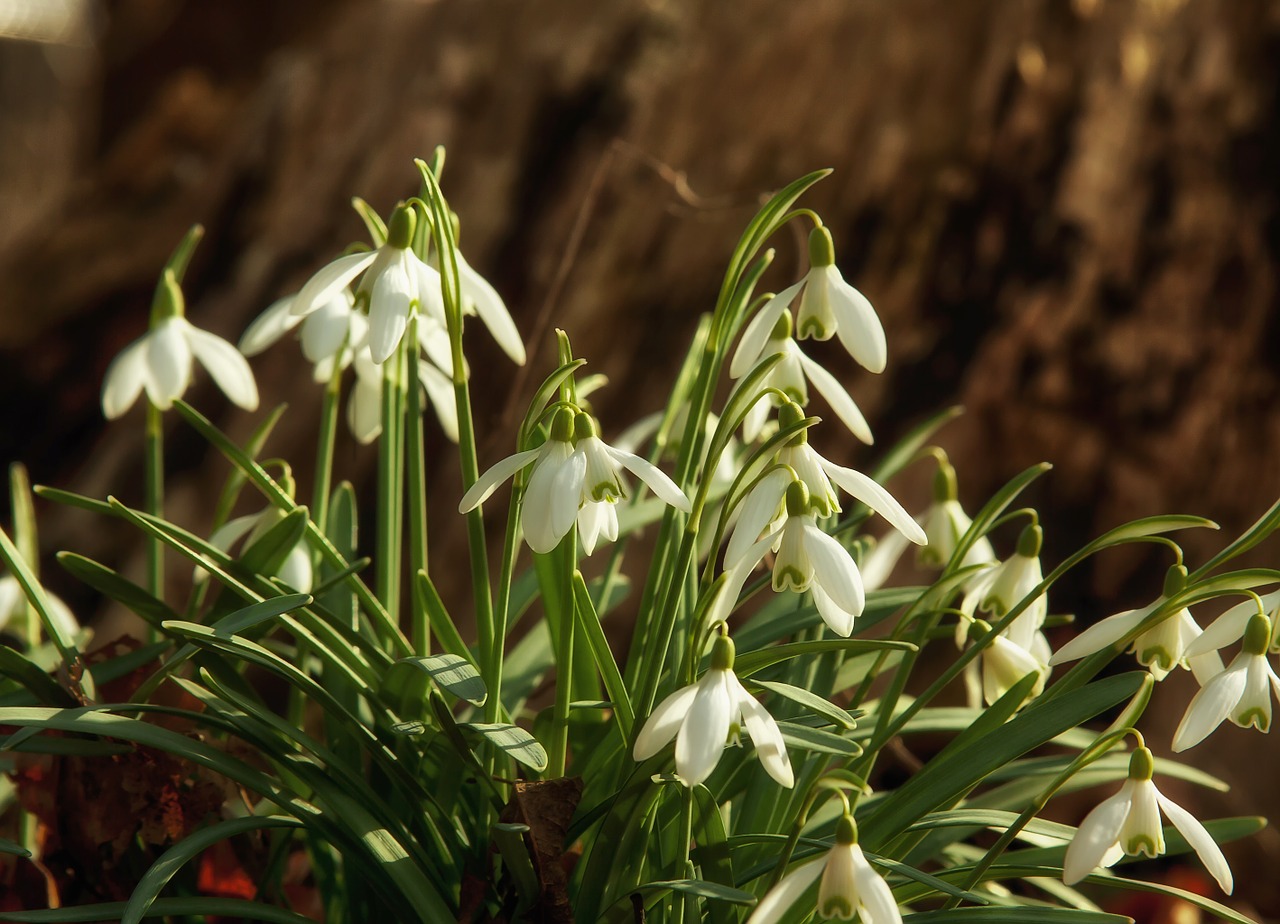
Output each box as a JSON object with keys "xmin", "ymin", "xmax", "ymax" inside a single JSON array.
[
  {"xmin": 752, "ymin": 679, "xmax": 856, "ymax": 729},
  {"xmin": 460, "ymin": 722, "xmax": 547, "ymax": 771},
  {"xmin": 395, "ymin": 653, "xmax": 487, "ymax": 706}
]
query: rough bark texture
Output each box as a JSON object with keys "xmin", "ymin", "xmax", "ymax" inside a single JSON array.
[{"xmin": 1, "ymin": 0, "xmax": 1278, "ymax": 915}]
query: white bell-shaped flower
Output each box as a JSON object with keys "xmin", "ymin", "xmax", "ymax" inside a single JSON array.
[
  {"xmin": 916, "ymin": 459, "xmax": 996, "ymax": 570},
  {"xmin": 239, "ymin": 287, "xmax": 365, "ymax": 383},
  {"xmin": 290, "ymin": 206, "xmax": 445, "ymax": 365},
  {"xmin": 346, "ymin": 341, "xmax": 458, "ymax": 445},
  {"xmin": 431, "ymin": 247, "xmax": 526, "ymax": 365},
  {"xmin": 102, "ymin": 270, "xmax": 258, "ymax": 418},
  {"xmin": 1173, "ymin": 612, "xmax": 1280, "ymax": 752},
  {"xmin": 1063, "ymin": 745, "xmax": 1231, "ymax": 893},
  {"xmin": 748, "ymin": 814, "xmax": 901, "ymax": 924},
  {"xmin": 1049, "ymin": 565, "xmax": 1223, "ymax": 682},
  {"xmin": 633, "ymin": 632, "xmax": 792, "ymax": 788},
  {"xmin": 980, "ymin": 523, "xmax": 1048, "ymax": 652},
  {"xmin": 194, "ymin": 503, "xmax": 312, "ymax": 593}
]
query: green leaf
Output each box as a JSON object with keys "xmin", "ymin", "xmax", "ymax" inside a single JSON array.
[
  {"xmin": 633, "ymin": 879, "xmax": 756, "ymax": 906},
  {"xmin": 907, "ymin": 809, "xmax": 1075, "ymax": 842},
  {"xmin": 903, "ymin": 910, "xmax": 1129, "ymax": 923},
  {"xmin": 0, "ymin": 525, "xmax": 84, "ymax": 696},
  {"xmin": 571, "ymin": 570, "xmax": 635, "ymax": 735},
  {"xmin": 734, "ymin": 638, "xmax": 917, "ymax": 677},
  {"xmin": 776, "ymin": 721, "xmax": 862, "ymax": 757},
  {"xmin": 0, "ymin": 898, "xmax": 317, "ymax": 923},
  {"xmin": 395, "ymin": 653, "xmax": 487, "ymax": 706},
  {"xmin": 689, "ymin": 784, "xmax": 736, "ymax": 924},
  {"xmin": 460, "ymin": 722, "xmax": 548, "ymax": 771},
  {"xmin": 752, "ymin": 679, "xmax": 856, "ymax": 729},
  {"xmin": 0, "ymin": 836, "xmax": 31, "ymax": 857},
  {"xmin": 414, "ymin": 570, "xmax": 472, "ymax": 662},
  {"xmin": 0, "ymin": 645, "xmax": 78, "ymax": 706},
  {"xmin": 122, "ymin": 816, "xmax": 304, "ymax": 924},
  {"xmin": 238, "ymin": 508, "xmax": 310, "ymax": 582},
  {"xmin": 55, "ymin": 552, "xmax": 179, "ymax": 631},
  {"xmin": 351, "ymin": 196, "xmax": 389, "ymax": 245}
]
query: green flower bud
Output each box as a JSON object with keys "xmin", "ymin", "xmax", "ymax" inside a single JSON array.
[
  {"xmin": 808, "ymin": 225, "xmax": 835, "ymax": 268},
  {"xmin": 573, "ymin": 411, "xmax": 599, "ymax": 441},
  {"xmin": 932, "ymin": 459, "xmax": 958, "ymax": 503},
  {"xmin": 770, "ymin": 307, "xmax": 793, "ymax": 341},
  {"xmin": 549, "ymin": 406, "xmax": 576, "ymax": 443},
  {"xmin": 386, "ymin": 205, "xmax": 417, "ymax": 250},
  {"xmin": 149, "ymin": 269, "xmax": 185, "ymax": 325},
  {"xmin": 1127, "ymin": 746, "xmax": 1155, "ymax": 782},
  {"xmin": 710, "ymin": 633, "xmax": 736, "ymax": 671},
  {"xmin": 1162, "ymin": 564, "xmax": 1188, "ymax": 598},
  {"xmin": 835, "ymin": 813, "xmax": 858, "ymax": 845},
  {"xmin": 1244, "ymin": 612, "xmax": 1272, "ymax": 656},
  {"xmin": 1016, "ymin": 523, "xmax": 1043, "ymax": 558},
  {"xmin": 785, "ymin": 480, "xmax": 811, "ymax": 517}
]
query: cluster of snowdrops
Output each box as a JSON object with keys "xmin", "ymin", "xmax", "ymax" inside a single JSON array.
[{"xmin": 1, "ymin": 153, "xmax": 1277, "ymax": 923}]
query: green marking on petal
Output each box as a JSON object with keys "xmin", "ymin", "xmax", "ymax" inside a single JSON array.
[
  {"xmin": 820, "ymin": 897, "xmax": 854, "ymax": 918},
  {"xmin": 590, "ymin": 481, "xmax": 621, "ymax": 503},
  {"xmin": 1125, "ymin": 835, "xmax": 1159, "ymax": 858},
  {"xmin": 773, "ymin": 565, "xmax": 808, "ymax": 592},
  {"xmin": 1235, "ymin": 706, "xmax": 1270, "ymax": 731},
  {"xmin": 1138, "ymin": 646, "xmax": 1174, "ymax": 672}
]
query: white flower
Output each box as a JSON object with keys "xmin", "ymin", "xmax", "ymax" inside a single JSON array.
[
  {"xmin": 633, "ymin": 633, "xmax": 792, "ymax": 788},
  {"xmin": 730, "ymin": 301, "xmax": 873, "ymax": 444},
  {"xmin": 0, "ymin": 575, "xmax": 79, "ymax": 640},
  {"xmin": 715, "ymin": 480, "xmax": 875, "ymax": 637},
  {"xmin": 239, "ymin": 288, "xmax": 365, "ymax": 382},
  {"xmin": 1063, "ymin": 746, "xmax": 1231, "ymax": 894},
  {"xmin": 459, "ymin": 410, "xmax": 690, "ymax": 556},
  {"xmin": 102, "ymin": 271, "xmax": 259, "ymax": 419},
  {"xmin": 194, "ymin": 505, "xmax": 312, "ymax": 592},
  {"xmin": 1183, "ymin": 590, "xmax": 1280, "ymax": 657},
  {"xmin": 788, "ymin": 225, "xmax": 886, "ymax": 373},
  {"xmin": 749, "ymin": 815, "xmax": 900, "ymax": 924},
  {"xmin": 1049, "ymin": 566, "xmax": 1223, "ymax": 683},
  {"xmin": 346, "ymin": 342, "xmax": 457, "ymax": 445},
  {"xmin": 434, "ymin": 249, "xmax": 526, "ymax": 365},
  {"xmin": 290, "ymin": 206, "xmax": 445, "ymax": 364},
  {"xmin": 1173, "ymin": 612, "xmax": 1280, "ymax": 752},
  {"xmin": 976, "ymin": 625, "xmax": 1051, "ymax": 706},
  {"xmin": 980, "ymin": 524, "xmax": 1047, "ymax": 652}
]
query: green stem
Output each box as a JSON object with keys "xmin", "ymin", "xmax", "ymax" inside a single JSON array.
[
  {"xmin": 376, "ymin": 341, "xmax": 406, "ymax": 626},
  {"xmin": 405, "ymin": 314, "xmax": 431, "ymax": 656},
  {"xmin": 145, "ymin": 401, "xmax": 164, "ymax": 635},
  {"xmin": 674, "ymin": 786, "xmax": 696, "ymax": 922},
  {"xmin": 311, "ymin": 360, "xmax": 343, "ymax": 537},
  {"xmin": 549, "ymin": 528, "xmax": 577, "ymax": 778}
]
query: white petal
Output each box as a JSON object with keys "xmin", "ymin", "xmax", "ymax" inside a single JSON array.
[
  {"xmin": 367, "ymin": 261, "xmax": 414, "ymax": 364},
  {"xmin": 0, "ymin": 576, "xmax": 22, "ymax": 628},
  {"xmin": 1173, "ymin": 658, "xmax": 1248, "ymax": 752},
  {"xmin": 741, "ymin": 394, "xmax": 771, "ymax": 444},
  {"xmin": 731, "ymin": 675, "xmax": 793, "ymax": 787},
  {"xmin": 208, "ymin": 514, "xmax": 258, "ymax": 555},
  {"xmin": 143, "ymin": 318, "xmax": 193, "ymax": 409},
  {"xmin": 825, "ymin": 268, "xmax": 887, "ymax": 374},
  {"xmin": 577, "ymin": 501, "xmax": 609, "ymax": 556},
  {"xmin": 705, "ymin": 557, "xmax": 758, "ymax": 630},
  {"xmin": 1233, "ymin": 655, "xmax": 1274, "ymax": 730},
  {"xmin": 747, "ymin": 857, "xmax": 826, "ymax": 924},
  {"xmin": 418, "ymin": 359, "xmax": 459, "ymax": 443},
  {"xmin": 801, "ymin": 523, "xmax": 865, "ymax": 617},
  {"xmin": 460, "ymin": 254, "xmax": 525, "ymax": 365},
  {"xmin": 411, "ymin": 256, "xmax": 446, "ymax": 320},
  {"xmin": 859, "ymin": 528, "xmax": 911, "ymax": 593},
  {"xmin": 184, "ymin": 322, "xmax": 259, "ymax": 411},
  {"xmin": 346, "ymin": 377, "xmax": 382, "ymax": 444},
  {"xmin": 1155, "ymin": 790, "xmax": 1233, "ymax": 893},
  {"xmin": 821, "ymin": 461, "xmax": 925, "ymax": 545},
  {"xmin": 292, "ymin": 251, "xmax": 375, "ymax": 318},
  {"xmin": 278, "ymin": 543, "xmax": 313, "ymax": 592},
  {"xmin": 1188, "ymin": 648, "xmax": 1226, "ymax": 686},
  {"xmin": 726, "ymin": 468, "xmax": 792, "ymax": 568},
  {"xmin": 797, "ymin": 350, "xmax": 874, "ymax": 445},
  {"xmin": 730, "ymin": 282, "xmax": 800, "ymax": 379},
  {"xmin": 633, "ymin": 682, "xmax": 700, "ymax": 760},
  {"xmin": 674, "ymin": 671, "xmax": 732, "ymax": 786},
  {"xmin": 459, "ymin": 447, "xmax": 543, "ymax": 512},
  {"xmin": 101, "ymin": 335, "xmax": 150, "ymax": 419},
  {"xmin": 1063, "ymin": 785, "xmax": 1133, "ymax": 884},
  {"xmin": 44, "ymin": 592, "xmax": 80, "ymax": 640},
  {"xmin": 417, "ymin": 317, "xmax": 457, "ymax": 379},
  {"xmin": 850, "ymin": 845, "xmax": 902, "ymax": 924},
  {"xmin": 818, "ymin": 843, "xmax": 861, "ymax": 920},
  {"xmin": 1185, "ymin": 596, "xmax": 1260, "ymax": 657},
  {"xmin": 238, "ymin": 296, "xmax": 300, "ymax": 357},
  {"xmin": 812, "ymin": 581, "xmax": 857, "ymax": 637},
  {"xmin": 1048, "ymin": 608, "xmax": 1148, "ymax": 666},
  {"xmin": 522, "ymin": 442, "xmax": 583, "ymax": 554},
  {"xmin": 607, "ymin": 446, "xmax": 690, "ymax": 512},
  {"xmin": 299, "ymin": 292, "xmax": 354, "ymax": 362}
]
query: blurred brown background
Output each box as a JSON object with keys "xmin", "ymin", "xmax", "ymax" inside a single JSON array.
[{"xmin": 0, "ymin": 0, "xmax": 1278, "ymax": 918}]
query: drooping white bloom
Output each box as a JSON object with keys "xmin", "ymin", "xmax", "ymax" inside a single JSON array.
[
  {"xmin": 433, "ymin": 248, "xmax": 526, "ymax": 365},
  {"xmin": 1049, "ymin": 566, "xmax": 1223, "ymax": 682},
  {"xmin": 290, "ymin": 206, "xmax": 445, "ymax": 364},
  {"xmin": 1063, "ymin": 746, "xmax": 1232, "ymax": 893},
  {"xmin": 730, "ymin": 301, "xmax": 873, "ymax": 444},
  {"xmin": 715, "ymin": 480, "xmax": 881, "ymax": 637},
  {"xmin": 1173, "ymin": 612, "xmax": 1280, "ymax": 752},
  {"xmin": 976, "ymin": 625, "xmax": 1051, "ymax": 706},
  {"xmin": 749, "ymin": 814, "xmax": 900, "ymax": 924},
  {"xmin": 239, "ymin": 288, "xmax": 366, "ymax": 383},
  {"xmin": 633, "ymin": 633, "xmax": 792, "ymax": 788},
  {"xmin": 980, "ymin": 524, "xmax": 1048, "ymax": 652},
  {"xmin": 0, "ymin": 575, "xmax": 78, "ymax": 640},
  {"xmin": 1183, "ymin": 590, "xmax": 1280, "ymax": 658},
  {"xmin": 916, "ymin": 460, "xmax": 996, "ymax": 570},
  {"xmin": 194, "ymin": 504, "xmax": 312, "ymax": 592},
  {"xmin": 102, "ymin": 270, "xmax": 259, "ymax": 419},
  {"xmin": 460, "ymin": 409, "xmax": 690, "ymax": 556}
]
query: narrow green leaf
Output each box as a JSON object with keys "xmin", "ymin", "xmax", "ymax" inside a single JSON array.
[
  {"xmin": 0, "ymin": 645, "xmax": 78, "ymax": 706},
  {"xmin": 238, "ymin": 508, "xmax": 310, "ymax": 582},
  {"xmin": 777, "ymin": 721, "xmax": 862, "ymax": 757},
  {"xmin": 0, "ymin": 836, "xmax": 31, "ymax": 857},
  {"xmin": 904, "ymin": 909, "xmax": 1129, "ymax": 923},
  {"xmin": 571, "ymin": 570, "xmax": 635, "ymax": 735},
  {"xmin": 351, "ymin": 196, "xmax": 389, "ymax": 245},
  {"xmin": 0, "ymin": 897, "xmax": 316, "ymax": 923},
  {"xmin": 460, "ymin": 722, "xmax": 548, "ymax": 771},
  {"xmin": 734, "ymin": 638, "xmax": 917, "ymax": 677},
  {"xmin": 414, "ymin": 570, "xmax": 472, "ymax": 661},
  {"xmin": 0, "ymin": 525, "xmax": 84, "ymax": 699},
  {"xmin": 752, "ymin": 679, "xmax": 856, "ymax": 729},
  {"xmin": 395, "ymin": 653, "xmax": 487, "ymax": 706},
  {"xmin": 55, "ymin": 552, "xmax": 179, "ymax": 630},
  {"xmin": 634, "ymin": 878, "xmax": 756, "ymax": 906}
]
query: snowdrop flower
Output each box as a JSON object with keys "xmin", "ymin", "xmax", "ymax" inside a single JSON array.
[
  {"xmin": 346, "ymin": 342, "xmax": 457, "ymax": 445},
  {"xmin": 1173, "ymin": 612, "xmax": 1280, "ymax": 752},
  {"xmin": 102, "ymin": 270, "xmax": 259, "ymax": 419},
  {"xmin": 0, "ymin": 575, "xmax": 78, "ymax": 640},
  {"xmin": 460, "ymin": 410, "xmax": 690, "ymax": 555},
  {"xmin": 1049, "ymin": 565, "xmax": 1223, "ymax": 682},
  {"xmin": 980, "ymin": 524, "xmax": 1048, "ymax": 652},
  {"xmin": 731, "ymin": 301, "xmax": 873, "ymax": 445},
  {"xmin": 1063, "ymin": 745, "xmax": 1231, "ymax": 894},
  {"xmin": 917, "ymin": 458, "xmax": 996, "ymax": 570},
  {"xmin": 432, "ymin": 246, "xmax": 526, "ymax": 365},
  {"xmin": 715, "ymin": 480, "xmax": 878, "ymax": 637},
  {"xmin": 1182, "ymin": 590, "xmax": 1280, "ymax": 658},
  {"xmin": 194, "ymin": 503, "xmax": 312, "ymax": 593},
  {"xmin": 239, "ymin": 288, "xmax": 365, "ymax": 382},
  {"xmin": 290, "ymin": 206, "xmax": 445, "ymax": 364},
  {"xmin": 966, "ymin": 619, "xmax": 1051, "ymax": 707},
  {"xmin": 633, "ymin": 631, "xmax": 792, "ymax": 787},
  {"xmin": 748, "ymin": 815, "xmax": 900, "ymax": 924}
]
